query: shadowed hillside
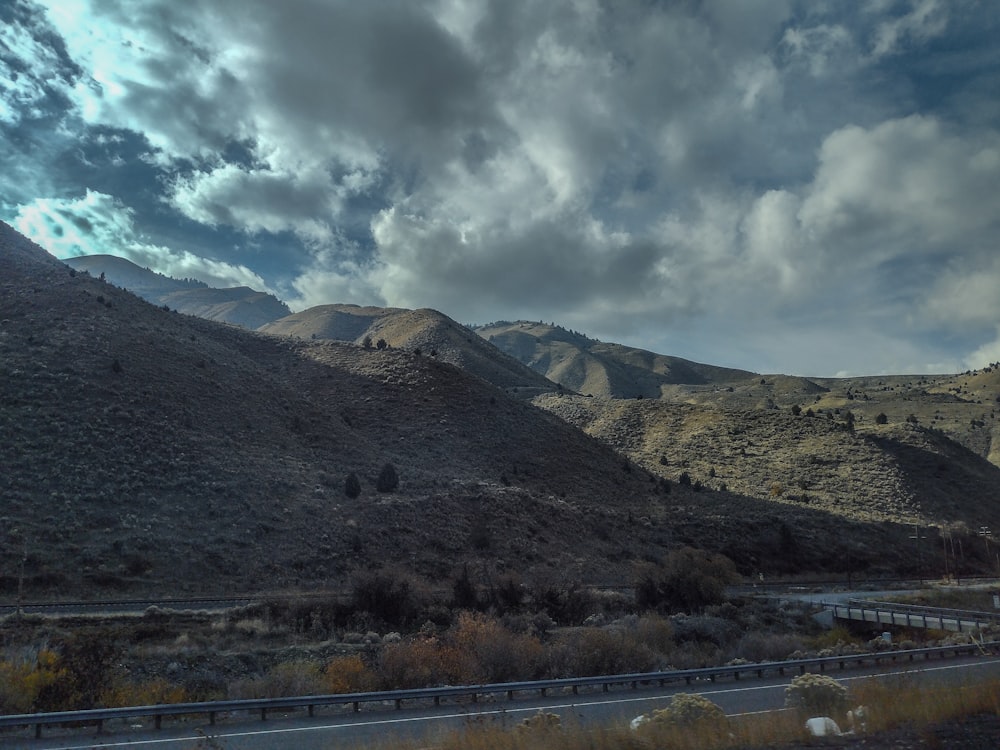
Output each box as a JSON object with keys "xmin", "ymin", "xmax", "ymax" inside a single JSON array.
[
  {"xmin": 63, "ymin": 254, "xmax": 291, "ymax": 329},
  {"xmin": 0, "ymin": 223, "xmax": 679, "ymax": 596}
]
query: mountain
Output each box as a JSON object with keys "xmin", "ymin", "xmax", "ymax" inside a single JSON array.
[
  {"xmin": 62, "ymin": 254, "xmax": 290, "ymax": 328},
  {"xmin": 0, "ymin": 222, "xmax": 687, "ymax": 595},
  {"xmin": 5, "ymin": 221, "xmax": 1000, "ymax": 597},
  {"xmin": 260, "ymin": 304, "xmax": 557, "ymax": 394},
  {"xmin": 475, "ymin": 320, "xmax": 756, "ymax": 398}
]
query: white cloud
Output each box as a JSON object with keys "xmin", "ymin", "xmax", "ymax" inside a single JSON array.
[
  {"xmin": 965, "ymin": 329, "xmax": 1000, "ymax": 370},
  {"xmin": 2, "ymin": 1, "xmax": 998, "ymax": 375},
  {"xmin": 869, "ymin": 0, "xmax": 949, "ymax": 60},
  {"xmin": 168, "ymin": 163, "xmax": 343, "ymax": 246},
  {"xmin": 800, "ymin": 116, "xmax": 1000, "ymax": 252},
  {"xmin": 12, "ymin": 190, "xmax": 270, "ymax": 290}
]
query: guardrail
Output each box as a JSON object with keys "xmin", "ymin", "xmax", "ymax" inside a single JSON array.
[
  {"xmin": 826, "ymin": 600, "xmax": 1000, "ymax": 632},
  {"xmin": 1, "ymin": 642, "xmax": 994, "ymax": 739}
]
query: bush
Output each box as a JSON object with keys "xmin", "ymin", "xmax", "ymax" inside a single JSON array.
[
  {"xmin": 323, "ymin": 654, "xmax": 377, "ymax": 694},
  {"xmin": 351, "ymin": 570, "xmax": 425, "ymax": 628},
  {"xmin": 551, "ymin": 627, "xmax": 658, "ymax": 677},
  {"xmin": 785, "ymin": 673, "xmax": 849, "ymax": 717},
  {"xmin": 646, "ymin": 692, "xmax": 727, "ymax": 728},
  {"xmin": 635, "ymin": 547, "xmax": 739, "ymax": 614},
  {"xmin": 735, "ymin": 632, "xmax": 806, "ymax": 662},
  {"xmin": 0, "ymin": 649, "xmax": 66, "ymax": 713},
  {"xmin": 376, "ymin": 463, "xmax": 399, "ymax": 493},
  {"xmin": 229, "ymin": 661, "xmax": 326, "ymax": 699}
]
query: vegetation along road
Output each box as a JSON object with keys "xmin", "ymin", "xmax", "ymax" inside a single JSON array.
[{"xmin": 2, "ymin": 655, "xmax": 999, "ymax": 750}]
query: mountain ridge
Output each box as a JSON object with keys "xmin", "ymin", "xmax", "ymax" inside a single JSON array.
[{"xmin": 4, "ymin": 228, "xmax": 999, "ymax": 598}]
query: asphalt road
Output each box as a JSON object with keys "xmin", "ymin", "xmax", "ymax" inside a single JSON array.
[{"xmin": 3, "ymin": 655, "xmax": 999, "ymax": 750}]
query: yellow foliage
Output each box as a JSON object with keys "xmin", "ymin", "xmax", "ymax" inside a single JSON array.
[
  {"xmin": 323, "ymin": 654, "xmax": 377, "ymax": 694},
  {"xmin": 0, "ymin": 649, "xmax": 67, "ymax": 713},
  {"xmin": 102, "ymin": 678, "xmax": 188, "ymax": 708}
]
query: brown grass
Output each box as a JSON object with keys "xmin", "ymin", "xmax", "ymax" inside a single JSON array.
[{"xmin": 358, "ymin": 677, "xmax": 1000, "ymax": 750}]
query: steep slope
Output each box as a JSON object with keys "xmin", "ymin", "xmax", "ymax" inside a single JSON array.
[
  {"xmin": 3, "ymin": 223, "xmax": 685, "ymax": 596},
  {"xmin": 62, "ymin": 254, "xmax": 290, "ymax": 328},
  {"xmin": 476, "ymin": 321, "xmax": 756, "ymax": 397},
  {"xmin": 260, "ymin": 305, "xmax": 557, "ymax": 393}
]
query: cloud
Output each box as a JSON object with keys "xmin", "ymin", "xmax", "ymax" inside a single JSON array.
[
  {"xmin": 12, "ymin": 190, "xmax": 270, "ymax": 289},
  {"xmin": 868, "ymin": 0, "xmax": 949, "ymax": 60},
  {"xmin": 168, "ymin": 163, "xmax": 343, "ymax": 246},
  {"xmin": 2, "ymin": 1, "xmax": 998, "ymax": 375},
  {"xmin": 965, "ymin": 329, "xmax": 1000, "ymax": 370}
]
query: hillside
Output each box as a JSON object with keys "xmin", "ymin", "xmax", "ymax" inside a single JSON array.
[
  {"xmin": 475, "ymin": 320, "xmax": 756, "ymax": 398},
  {"xmin": 653, "ymin": 372, "xmax": 1000, "ymax": 469},
  {"xmin": 1, "ymin": 222, "xmax": 686, "ymax": 596},
  {"xmin": 260, "ymin": 305, "xmax": 557, "ymax": 394},
  {"xmin": 6, "ymin": 221, "xmax": 1000, "ymax": 597},
  {"xmin": 534, "ymin": 391, "xmax": 1000, "ymax": 568},
  {"xmin": 62, "ymin": 254, "xmax": 291, "ymax": 329}
]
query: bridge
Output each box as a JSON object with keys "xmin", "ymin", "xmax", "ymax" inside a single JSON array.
[{"xmin": 823, "ymin": 598, "xmax": 1000, "ymax": 632}]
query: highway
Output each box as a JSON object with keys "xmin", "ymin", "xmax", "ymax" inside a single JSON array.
[{"xmin": 2, "ymin": 655, "xmax": 999, "ymax": 750}]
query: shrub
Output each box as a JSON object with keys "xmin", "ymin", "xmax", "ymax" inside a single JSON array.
[
  {"xmin": 103, "ymin": 678, "xmax": 187, "ymax": 708},
  {"xmin": 785, "ymin": 673, "xmax": 849, "ymax": 717},
  {"xmin": 517, "ymin": 711, "xmax": 561, "ymax": 733},
  {"xmin": 0, "ymin": 649, "xmax": 66, "ymax": 713},
  {"xmin": 376, "ymin": 463, "xmax": 399, "ymax": 493},
  {"xmin": 646, "ymin": 692, "xmax": 727, "ymax": 729},
  {"xmin": 551, "ymin": 627, "xmax": 658, "ymax": 676},
  {"xmin": 445, "ymin": 611, "xmax": 543, "ymax": 683},
  {"xmin": 635, "ymin": 547, "xmax": 738, "ymax": 613},
  {"xmin": 323, "ymin": 655, "xmax": 377, "ymax": 694},
  {"xmin": 875, "ymin": 412, "xmax": 888, "ymax": 425},
  {"xmin": 229, "ymin": 661, "xmax": 326, "ymax": 699},
  {"xmin": 351, "ymin": 570, "xmax": 423, "ymax": 628},
  {"xmin": 735, "ymin": 632, "xmax": 806, "ymax": 662}
]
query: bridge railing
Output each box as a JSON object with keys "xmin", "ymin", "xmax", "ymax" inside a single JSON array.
[
  {"xmin": 824, "ymin": 600, "xmax": 1000, "ymax": 631},
  {"xmin": 844, "ymin": 599, "xmax": 1000, "ymax": 622},
  {"xmin": 0, "ymin": 641, "xmax": 995, "ymax": 739}
]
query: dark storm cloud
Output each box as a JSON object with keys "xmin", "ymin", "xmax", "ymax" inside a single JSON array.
[{"xmin": 2, "ymin": 0, "xmax": 1000, "ymax": 375}]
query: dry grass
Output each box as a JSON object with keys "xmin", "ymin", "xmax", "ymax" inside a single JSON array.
[{"xmin": 357, "ymin": 677, "xmax": 1000, "ymax": 750}]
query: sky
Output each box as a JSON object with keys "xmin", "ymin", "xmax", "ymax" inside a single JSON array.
[{"xmin": 2, "ymin": 0, "xmax": 999, "ymax": 377}]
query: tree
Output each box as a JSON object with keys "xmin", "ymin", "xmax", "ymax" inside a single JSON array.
[
  {"xmin": 362, "ymin": 335, "xmax": 373, "ymax": 350},
  {"xmin": 344, "ymin": 473, "xmax": 361, "ymax": 499},
  {"xmin": 376, "ymin": 463, "xmax": 399, "ymax": 493},
  {"xmin": 376, "ymin": 338, "xmax": 388, "ymax": 350},
  {"xmin": 875, "ymin": 412, "xmax": 888, "ymax": 425},
  {"xmin": 635, "ymin": 547, "xmax": 738, "ymax": 613}
]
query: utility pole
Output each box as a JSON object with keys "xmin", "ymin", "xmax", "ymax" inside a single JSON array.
[{"xmin": 16, "ymin": 536, "xmax": 27, "ymax": 616}]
